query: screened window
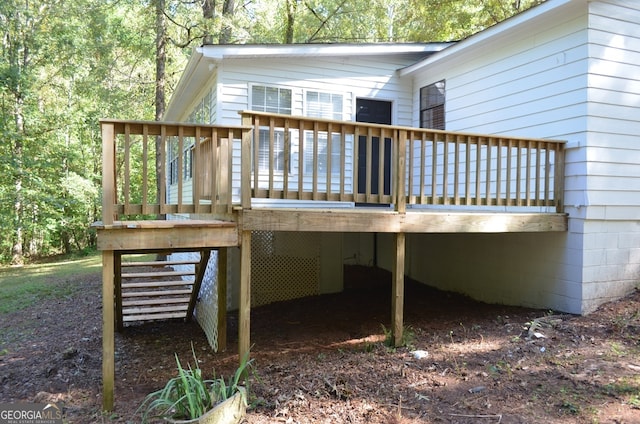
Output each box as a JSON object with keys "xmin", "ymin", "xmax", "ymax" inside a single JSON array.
[
  {"xmin": 420, "ymin": 80, "xmax": 445, "ymax": 130},
  {"xmin": 252, "ymin": 85, "xmax": 292, "ymax": 172}
]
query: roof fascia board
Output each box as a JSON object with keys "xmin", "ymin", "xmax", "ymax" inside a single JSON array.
[
  {"xmin": 400, "ymin": 0, "xmax": 583, "ymax": 76},
  {"xmin": 198, "ymin": 43, "xmax": 452, "ymax": 60}
]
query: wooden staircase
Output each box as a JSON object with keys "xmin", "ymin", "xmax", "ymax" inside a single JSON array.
[{"xmin": 114, "ymin": 250, "xmax": 211, "ymax": 330}]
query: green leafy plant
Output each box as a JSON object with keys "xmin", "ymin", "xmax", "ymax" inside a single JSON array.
[
  {"xmin": 381, "ymin": 324, "xmax": 415, "ymax": 349},
  {"xmin": 138, "ymin": 346, "xmax": 254, "ymax": 423}
]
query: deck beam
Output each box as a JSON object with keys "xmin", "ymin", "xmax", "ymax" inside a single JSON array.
[{"xmin": 242, "ymin": 209, "xmax": 568, "ymax": 233}]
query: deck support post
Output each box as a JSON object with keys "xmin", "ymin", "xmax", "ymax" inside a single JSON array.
[
  {"xmin": 102, "ymin": 250, "xmax": 115, "ymax": 411},
  {"xmin": 217, "ymin": 248, "xmax": 228, "ymax": 352},
  {"xmin": 114, "ymin": 252, "xmax": 123, "ymax": 332},
  {"xmin": 239, "ymin": 231, "xmax": 252, "ymax": 363},
  {"xmin": 391, "ymin": 232, "xmax": 405, "ymax": 347}
]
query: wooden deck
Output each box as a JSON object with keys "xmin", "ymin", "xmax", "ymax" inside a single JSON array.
[{"xmin": 96, "ymin": 115, "xmax": 567, "ymax": 411}]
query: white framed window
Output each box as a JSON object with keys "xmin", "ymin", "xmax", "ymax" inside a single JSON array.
[
  {"xmin": 304, "ymin": 90, "xmax": 344, "ymax": 175},
  {"xmin": 306, "ymin": 91, "xmax": 343, "ymax": 120},
  {"xmin": 257, "ymin": 129, "xmax": 289, "ymax": 172},
  {"xmin": 251, "ymin": 85, "xmax": 292, "ymax": 115},
  {"xmin": 251, "ymin": 85, "xmax": 292, "ymax": 172}
]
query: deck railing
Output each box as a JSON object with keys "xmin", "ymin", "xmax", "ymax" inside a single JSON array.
[
  {"xmin": 99, "ymin": 120, "xmax": 247, "ymax": 225},
  {"xmin": 100, "ymin": 115, "xmax": 565, "ymax": 224},
  {"xmin": 240, "ymin": 111, "xmax": 565, "ymax": 213}
]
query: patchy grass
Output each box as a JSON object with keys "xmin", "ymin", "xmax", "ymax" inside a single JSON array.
[{"xmin": 0, "ymin": 251, "xmax": 102, "ymax": 314}]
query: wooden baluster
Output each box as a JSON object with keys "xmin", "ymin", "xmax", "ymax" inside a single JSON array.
[
  {"xmin": 534, "ymin": 141, "xmax": 541, "ymax": 207},
  {"xmin": 475, "ymin": 137, "xmax": 482, "ymax": 206},
  {"xmin": 431, "ymin": 133, "xmax": 438, "ymax": 205},
  {"xmin": 506, "ymin": 139, "xmax": 512, "ymax": 207},
  {"xmin": 124, "ymin": 124, "xmax": 131, "ymax": 215}
]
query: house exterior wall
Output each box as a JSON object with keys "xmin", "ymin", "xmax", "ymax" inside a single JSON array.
[
  {"xmin": 214, "ymin": 55, "xmax": 419, "ymax": 200},
  {"xmin": 401, "ymin": 0, "xmax": 640, "ymax": 314},
  {"xmin": 216, "ymin": 55, "xmax": 419, "ymax": 126},
  {"xmin": 581, "ymin": 0, "xmax": 640, "ymax": 312}
]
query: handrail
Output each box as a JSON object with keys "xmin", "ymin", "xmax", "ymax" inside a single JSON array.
[
  {"xmin": 99, "ymin": 115, "xmax": 565, "ymax": 224},
  {"xmin": 99, "ymin": 119, "xmax": 250, "ymax": 225},
  {"xmin": 239, "ymin": 111, "xmax": 565, "ymax": 213}
]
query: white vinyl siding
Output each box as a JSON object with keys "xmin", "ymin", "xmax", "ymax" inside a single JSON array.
[
  {"xmin": 586, "ymin": 0, "xmax": 640, "ymax": 213},
  {"xmin": 579, "ymin": 0, "xmax": 640, "ymax": 311},
  {"xmin": 406, "ymin": 1, "xmax": 590, "ymax": 314},
  {"xmin": 404, "ymin": 0, "xmax": 640, "ymax": 314}
]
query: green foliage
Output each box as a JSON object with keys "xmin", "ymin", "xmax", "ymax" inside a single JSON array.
[
  {"xmin": 139, "ymin": 347, "xmax": 254, "ymax": 422},
  {"xmin": 381, "ymin": 323, "xmax": 415, "ymax": 349},
  {"xmin": 140, "ymin": 351, "xmax": 213, "ymax": 422}
]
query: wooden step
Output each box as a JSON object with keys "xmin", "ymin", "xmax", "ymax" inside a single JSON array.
[
  {"xmin": 123, "ymin": 304, "xmax": 188, "ymax": 315},
  {"xmin": 122, "ymin": 280, "xmax": 194, "ymax": 289},
  {"xmin": 121, "ymin": 270, "xmax": 194, "ymax": 279},
  {"xmin": 122, "ymin": 289, "xmax": 192, "ymax": 297},
  {"xmin": 121, "ymin": 260, "xmax": 199, "ymax": 267},
  {"xmin": 116, "ymin": 250, "xmax": 210, "ymax": 326},
  {"xmin": 122, "ymin": 297, "xmax": 190, "ymax": 307},
  {"xmin": 122, "ymin": 311, "xmax": 187, "ymax": 322}
]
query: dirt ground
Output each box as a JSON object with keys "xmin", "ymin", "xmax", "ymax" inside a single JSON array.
[{"xmin": 1, "ymin": 265, "xmax": 640, "ymax": 423}]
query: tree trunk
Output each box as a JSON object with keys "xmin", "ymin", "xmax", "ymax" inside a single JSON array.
[
  {"xmin": 155, "ymin": 0, "xmax": 166, "ymax": 123},
  {"xmin": 202, "ymin": 0, "xmax": 215, "ymax": 44},
  {"xmin": 11, "ymin": 93, "xmax": 25, "ymax": 265},
  {"xmin": 155, "ymin": 0, "xmax": 166, "ymax": 207},
  {"xmin": 220, "ymin": 0, "xmax": 235, "ymax": 44},
  {"xmin": 284, "ymin": 0, "xmax": 297, "ymax": 43},
  {"xmin": 155, "ymin": 0, "xmax": 167, "ymax": 261}
]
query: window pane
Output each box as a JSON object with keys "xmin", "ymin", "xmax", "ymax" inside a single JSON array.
[
  {"xmin": 306, "ymin": 90, "xmax": 343, "ymax": 120},
  {"xmin": 258, "ymin": 129, "xmax": 287, "ymax": 172},
  {"xmin": 251, "ymin": 85, "xmax": 291, "ymax": 114},
  {"xmin": 420, "ymin": 80, "xmax": 445, "ymax": 130}
]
